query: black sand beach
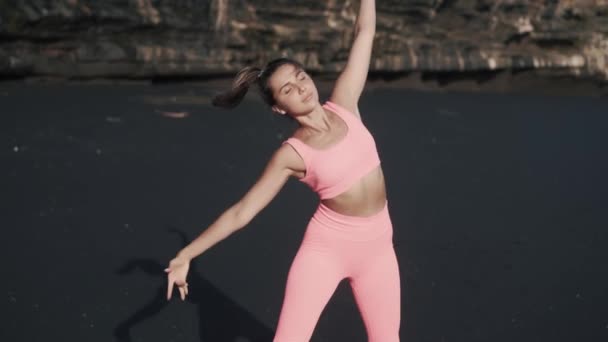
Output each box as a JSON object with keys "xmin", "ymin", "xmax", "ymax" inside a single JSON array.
[{"xmin": 1, "ymin": 80, "xmax": 607, "ymax": 342}]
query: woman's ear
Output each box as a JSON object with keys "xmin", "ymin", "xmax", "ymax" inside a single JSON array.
[{"xmin": 272, "ymin": 105, "xmax": 286, "ymax": 115}]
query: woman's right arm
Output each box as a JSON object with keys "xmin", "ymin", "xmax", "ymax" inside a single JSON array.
[
  {"xmin": 166, "ymin": 143, "xmax": 302, "ymax": 300},
  {"xmin": 179, "ymin": 143, "xmax": 298, "ymax": 259}
]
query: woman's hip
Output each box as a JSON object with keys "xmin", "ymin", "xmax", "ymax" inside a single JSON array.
[{"xmin": 302, "ymin": 200, "xmax": 393, "ymax": 245}]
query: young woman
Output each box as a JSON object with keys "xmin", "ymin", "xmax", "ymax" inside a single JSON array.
[{"xmin": 165, "ymin": 1, "xmax": 401, "ymax": 340}]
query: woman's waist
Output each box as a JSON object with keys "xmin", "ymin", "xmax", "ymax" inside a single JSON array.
[
  {"xmin": 320, "ymin": 167, "xmax": 386, "ymax": 215},
  {"xmin": 313, "ymin": 197, "xmax": 391, "ymax": 229},
  {"xmin": 305, "ymin": 199, "xmax": 392, "ymax": 243}
]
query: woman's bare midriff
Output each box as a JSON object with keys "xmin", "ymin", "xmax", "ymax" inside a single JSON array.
[{"xmin": 321, "ymin": 165, "xmax": 387, "ymax": 217}]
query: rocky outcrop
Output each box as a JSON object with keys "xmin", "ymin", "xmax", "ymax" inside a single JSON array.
[{"xmin": 1, "ymin": 0, "xmax": 607, "ymax": 83}]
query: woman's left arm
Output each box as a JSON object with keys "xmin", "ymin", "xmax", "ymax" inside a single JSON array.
[{"xmin": 329, "ymin": 0, "xmax": 376, "ymax": 118}]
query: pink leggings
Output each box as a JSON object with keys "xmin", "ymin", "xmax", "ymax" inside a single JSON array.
[{"xmin": 274, "ymin": 201, "xmax": 401, "ymax": 342}]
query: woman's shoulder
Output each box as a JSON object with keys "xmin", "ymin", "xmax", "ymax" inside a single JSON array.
[
  {"xmin": 284, "ymin": 127, "xmax": 314, "ymax": 146},
  {"xmin": 278, "ymin": 137, "xmax": 308, "ymax": 173}
]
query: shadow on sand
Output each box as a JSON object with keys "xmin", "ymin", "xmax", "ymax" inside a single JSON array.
[{"xmin": 114, "ymin": 228, "xmax": 274, "ymax": 342}]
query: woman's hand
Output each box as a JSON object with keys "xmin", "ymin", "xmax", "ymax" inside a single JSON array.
[{"xmin": 165, "ymin": 255, "xmax": 191, "ymax": 301}]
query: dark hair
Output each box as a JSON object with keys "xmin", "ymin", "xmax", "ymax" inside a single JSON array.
[{"xmin": 212, "ymin": 57, "xmax": 304, "ymax": 109}]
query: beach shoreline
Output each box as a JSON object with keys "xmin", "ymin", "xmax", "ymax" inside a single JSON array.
[{"xmin": 2, "ymin": 69, "xmax": 606, "ymax": 99}]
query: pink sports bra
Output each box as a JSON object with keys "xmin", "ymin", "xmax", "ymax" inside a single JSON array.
[{"xmin": 282, "ymin": 100, "xmax": 381, "ymax": 199}]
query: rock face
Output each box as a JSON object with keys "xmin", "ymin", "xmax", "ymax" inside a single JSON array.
[{"xmin": 1, "ymin": 0, "xmax": 607, "ymax": 82}]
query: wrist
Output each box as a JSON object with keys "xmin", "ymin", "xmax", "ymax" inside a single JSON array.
[{"xmin": 176, "ymin": 249, "xmax": 193, "ymax": 262}]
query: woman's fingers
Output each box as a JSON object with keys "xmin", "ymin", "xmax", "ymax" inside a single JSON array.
[
  {"xmin": 180, "ymin": 283, "xmax": 189, "ymax": 300},
  {"xmin": 167, "ymin": 272, "xmax": 189, "ymax": 301},
  {"xmin": 166, "ymin": 258, "xmax": 190, "ymax": 301},
  {"xmin": 167, "ymin": 279, "xmax": 175, "ymax": 300}
]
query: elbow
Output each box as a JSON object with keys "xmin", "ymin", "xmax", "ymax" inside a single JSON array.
[
  {"xmin": 233, "ymin": 214, "xmax": 250, "ymax": 231},
  {"xmin": 355, "ymin": 22, "xmax": 376, "ymax": 37},
  {"xmin": 232, "ymin": 203, "xmax": 253, "ymax": 231}
]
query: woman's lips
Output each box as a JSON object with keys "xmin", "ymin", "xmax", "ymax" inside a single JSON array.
[{"xmin": 304, "ymin": 93, "xmax": 313, "ymax": 102}]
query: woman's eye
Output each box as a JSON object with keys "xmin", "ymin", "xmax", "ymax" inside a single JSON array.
[{"xmin": 285, "ymin": 89, "xmax": 291, "ymax": 94}]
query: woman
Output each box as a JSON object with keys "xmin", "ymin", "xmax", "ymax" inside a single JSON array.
[{"xmin": 165, "ymin": 1, "xmax": 400, "ymax": 341}]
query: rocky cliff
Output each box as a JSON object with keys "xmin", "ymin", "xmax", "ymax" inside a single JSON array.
[{"xmin": 1, "ymin": 0, "xmax": 607, "ymax": 83}]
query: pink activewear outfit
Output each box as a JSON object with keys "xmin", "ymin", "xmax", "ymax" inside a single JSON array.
[{"xmin": 274, "ymin": 101, "xmax": 401, "ymax": 341}]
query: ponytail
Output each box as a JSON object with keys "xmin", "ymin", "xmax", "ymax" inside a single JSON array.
[
  {"xmin": 212, "ymin": 66, "xmax": 262, "ymax": 109},
  {"xmin": 212, "ymin": 58, "xmax": 304, "ymax": 110}
]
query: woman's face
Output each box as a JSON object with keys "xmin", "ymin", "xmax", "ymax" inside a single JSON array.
[{"xmin": 268, "ymin": 64, "xmax": 318, "ymax": 117}]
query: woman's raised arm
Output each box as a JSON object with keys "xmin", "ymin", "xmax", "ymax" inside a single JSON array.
[{"xmin": 329, "ymin": 0, "xmax": 376, "ymax": 118}]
